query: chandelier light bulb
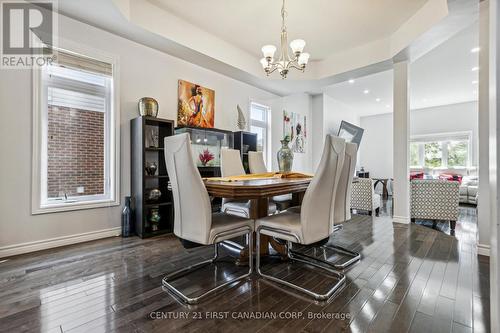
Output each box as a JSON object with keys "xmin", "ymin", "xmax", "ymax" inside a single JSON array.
[
  {"xmin": 290, "ymin": 39, "xmax": 306, "ymax": 54},
  {"xmin": 260, "ymin": 58, "xmax": 269, "ymax": 69},
  {"xmin": 298, "ymin": 52, "xmax": 310, "ymax": 66},
  {"xmin": 261, "ymin": 45, "xmax": 277, "ymax": 59}
]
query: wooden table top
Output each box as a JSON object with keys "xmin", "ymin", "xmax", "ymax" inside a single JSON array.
[{"xmin": 203, "ymin": 177, "xmax": 312, "ymax": 199}]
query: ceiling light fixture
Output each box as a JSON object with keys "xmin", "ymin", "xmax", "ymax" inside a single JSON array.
[
  {"xmin": 471, "ymin": 47, "xmax": 481, "ymax": 53},
  {"xmin": 348, "ymin": 79, "xmax": 355, "ymax": 84},
  {"xmin": 385, "ymin": 104, "xmax": 391, "ymax": 108},
  {"xmin": 260, "ymin": 0, "xmax": 309, "ymax": 79},
  {"xmin": 472, "ymin": 67, "xmax": 480, "ymax": 72},
  {"xmin": 472, "ymin": 80, "xmax": 478, "ymax": 84},
  {"xmin": 375, "ymin": 98, "xmax": 381, "ymax": 102},
  {"xmin": 363, "ymin": 89, "xmax": 370, "ymax": 94}
]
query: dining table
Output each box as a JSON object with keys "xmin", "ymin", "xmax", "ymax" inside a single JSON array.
[{"xmin": 203, "ymin": 176, "xmax": 312, "ymax": 263}]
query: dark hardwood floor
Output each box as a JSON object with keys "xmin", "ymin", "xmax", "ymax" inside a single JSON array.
[{"xmin": 0, "ymin": 200, "xmax": 490, "ymax": 333}]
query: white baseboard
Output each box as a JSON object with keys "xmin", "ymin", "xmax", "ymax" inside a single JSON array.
[
  {"xmin": 0, "ymin": 227, "xmax": 121, "ymax": 259},
  {"xmin": 393, "ymin": 215, "xmax": 410, "ymax": 224},
  {"xmin": 477, "ymin": 243, "xmax": 491, "ymax": 257}
]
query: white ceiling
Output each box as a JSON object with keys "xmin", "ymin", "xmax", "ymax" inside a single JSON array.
[
  {"xmin": 324, "ymin": 21, "xmax": 479, "ymax": 117},
  {"xmin": 54, "ymin": 0, "xmax": 476, "ymax": 96},
  {"xmin": 149, "ymin": 0, "xmax": 428, "ymax": 61}
]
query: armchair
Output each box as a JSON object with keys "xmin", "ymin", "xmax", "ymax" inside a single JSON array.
[
  {"xmin": 350, "ymin": 178, "xmax": 381, "ymax": 216},
  {"xmin": 410, "ymin": 180, "xmax": 460, "ymax": 230}
]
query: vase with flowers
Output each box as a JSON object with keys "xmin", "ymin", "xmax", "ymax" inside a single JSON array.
[{"xmin": 199, "ymin": 148, "xmax": 215, "ymax": 166}]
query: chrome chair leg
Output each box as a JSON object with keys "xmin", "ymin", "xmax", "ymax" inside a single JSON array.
[
  {"xmin": 288, "ymin": 223, "xmax": 360, "ymax": 270},
  {"xmin": 256, "ymin": 226, "xmax": 345, "ymax": 301},
  {"xmin": 289, "ymin": 243, "xmax": 361, "ymax": 270},
  {"xmin": 162, "ymin": 228, "xmax": 253, "ymax": 305}
]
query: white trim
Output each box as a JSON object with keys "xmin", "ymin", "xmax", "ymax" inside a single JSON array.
[
  {"xmin": 393, "ymin": 216, "xmax": 411, "ymax": 224},
  {"xmin": 477, "ymin": 243, "xmax": 491, "ymax": 257},
  {"xmin": 31, "ymin": 38, "xmax": 121, "ymax": 215},
  {"xmin": 0, "ymin": 227, "xmax": 121, "ymax": 259}
]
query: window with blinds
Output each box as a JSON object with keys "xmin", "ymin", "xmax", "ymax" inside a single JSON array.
[{"xmin": 33, "ymin": 48, "xmax": 117, "ymax": 212}]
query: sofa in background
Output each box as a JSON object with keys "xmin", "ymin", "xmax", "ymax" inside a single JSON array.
[{"xmin": 459, "ymin": 176, "xmax": 478, "ymax": 205}]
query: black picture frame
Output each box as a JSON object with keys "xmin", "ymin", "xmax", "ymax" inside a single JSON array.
[{"xmin": 337, "ymin": 120, "xmax": 364, "ymax": 147}]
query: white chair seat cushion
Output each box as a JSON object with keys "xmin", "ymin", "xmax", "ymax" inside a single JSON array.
[
  {"xmin": 221, "ymin": 200, "xmax": 251, "ymax": 218},
  {"xmin": 272, "ymin": 194, "xmax": 292, "ymax": 202},
  {"xmin": 222, "ymin": 200, "xmax": 276, "ymax": 218},
  {"xmin": 256, "ymin": 210, "xmax": 303, "ymax": 243},
  {"xmin": 209, "ymin": 213, "xmax": 254, "ymax": 243}
]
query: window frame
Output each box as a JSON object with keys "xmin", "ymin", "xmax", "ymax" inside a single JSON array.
[
  {"xmin": 409, "ymin": 131, "xmax": 472, "ymax": 170},
  {"xmin": 249, "ymin": 101, "xmax": 271, "ymax": 167},
  {"xmin": 32, "ymin": 41, "xmax": 120, "ymax": 215}
]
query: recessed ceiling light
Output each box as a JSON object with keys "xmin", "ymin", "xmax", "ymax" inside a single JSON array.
[
  {"xmin": 385, "ymin": 104, "xmax": 391, "ymax": 108},
  {"xmin": 363, "ymin": 89, "xmax": 370, "ymax": 94},
  {"xmin": 471, "ymin": 47, "xmax": 481, "ymax": 53},
  {"xmin": 472, "ymin": 67, "xmax": 480, "ymax": 72},
  {"xmin": 422, "ymin": 98, "xmax": 428, "ymax": 102},
  {"xmin": 375, "ymin": 98, "xmax": 381, "ymax": 102},
  {"xmin": 348, "ymin": 79, "xmax": 355, "ymax": 84},
  {"xmin": 472, "ymin": 80, "xmax": 478, "ymax": 84}
]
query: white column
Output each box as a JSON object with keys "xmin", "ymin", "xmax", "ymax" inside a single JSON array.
[
  {"xmin": 392, "ymin": 61, "xmax": 410, "ymax": 224},
  {"xmin": 489, "ymin": 0, "xmax": 499, "ymax": 330},
  {"xmin": 478, "ymin": 0, "xmax": 491, "ymax": 257}
]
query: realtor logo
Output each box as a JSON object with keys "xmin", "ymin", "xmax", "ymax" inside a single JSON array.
[{"xmin": 1, "ymin": 0, "xmax": 57, "ymax": 68}]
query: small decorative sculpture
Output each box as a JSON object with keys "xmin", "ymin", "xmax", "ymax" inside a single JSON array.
[
  {"xmin": 149, "ymin": 209, "xmax": 161, "ymax": 231},
  {"xmin": 148, "ymin": 188, "xmax": 162, "ymax": 201},
  {"xmin": 145, "ymin": 162, "xmax": 157, "ymax": 176},
  {"xmin": 199, "ymin": 149, "xmax": 215, "ymax": 166},
  {"xmin": 237, "ymin": 104, "xmax": 247, "ymax": 130}
]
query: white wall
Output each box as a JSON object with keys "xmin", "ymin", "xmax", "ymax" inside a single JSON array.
[
  {"xmin": 359, "ymin": 101, "xmax": 478, "ymax": 178},
  {"xmin": 281, "ymin": 94, "xmax": 313, "ymax": 173},
  {"xmin": 311, "ymin": 94, "xmax": 360, "ymax": 169},
  {"xmin": 0, "ymin": 14, "xmax": 279, "ymax": 253},
  {"xmin": 359, "ymin": 113, "xmax": 394, "ymax": 178}
]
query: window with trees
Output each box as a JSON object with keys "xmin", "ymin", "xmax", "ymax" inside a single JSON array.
[{"xmin": 409, "ymin": 133, "xmax": 471, "ymax": 169}]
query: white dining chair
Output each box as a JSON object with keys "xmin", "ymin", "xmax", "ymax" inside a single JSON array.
[
  {"xmin": 289, "ymin": 141, "xmax": 361, "ymax": 270},
  {"xmin": 255, "ymin": 135, "xmax": 346, "ymax": 301},
  {"xmin": 162, "ymin": 134, "xmax": 254, "ymax": 304},
  {"xmin": 248, "ymin": 151, "xmax": 267, "ymax": 174},
  {"xmin": 248, "ymin": 151, "xmax": 292, "ymax": 210},
  {"xmin": 220, "ymin": 148, "xmax": 276, "ymax": 217}
]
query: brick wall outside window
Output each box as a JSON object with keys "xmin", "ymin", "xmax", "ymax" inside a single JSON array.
[{"xmin": 47, "ymin": 106, "xmax": 105, "ymax": 198}]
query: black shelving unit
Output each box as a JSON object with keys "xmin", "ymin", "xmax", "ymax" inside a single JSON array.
[
  {"xmin": 131, "ymin": 116, "xmax": 175, "ymax": 238},
  {"xmin": 233, "ymin": 131, "xmax": 258, "ymax": 173}
]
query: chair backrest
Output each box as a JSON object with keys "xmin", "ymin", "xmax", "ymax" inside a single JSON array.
[
  {"xmin": 220, "ymin": 148, "xmax": 246, "ymax": 177},
  {"xmin": 410, "ymin": 179, "xmax": 459, "ymax": 220},
  {"xmin": 248, "ymin": 151, "xmax": 267, "ymax": 174},
  {"xmin": 300, "ymin": 135, "xmax": 345, "ymax": 244},
  {"xmin": 334, "ymin": 142, "xmax": 358, "ymax": 223},
  {"xmin": 350, "ymin": 178, "xmax": 376, "ymax": 211},
  {"xmin": 164, "ymin": 133, "xmax": 212, "ymax": 245}
]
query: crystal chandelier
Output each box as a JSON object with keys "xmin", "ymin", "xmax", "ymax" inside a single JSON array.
[{"xmin": 260, "ymin": 0, "xmax": 310, "ymax": 79}]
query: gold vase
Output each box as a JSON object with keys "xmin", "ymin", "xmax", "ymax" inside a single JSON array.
[{"xmin": 138, "ymin": 97, "xmax": 159, "ymax": 117}]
